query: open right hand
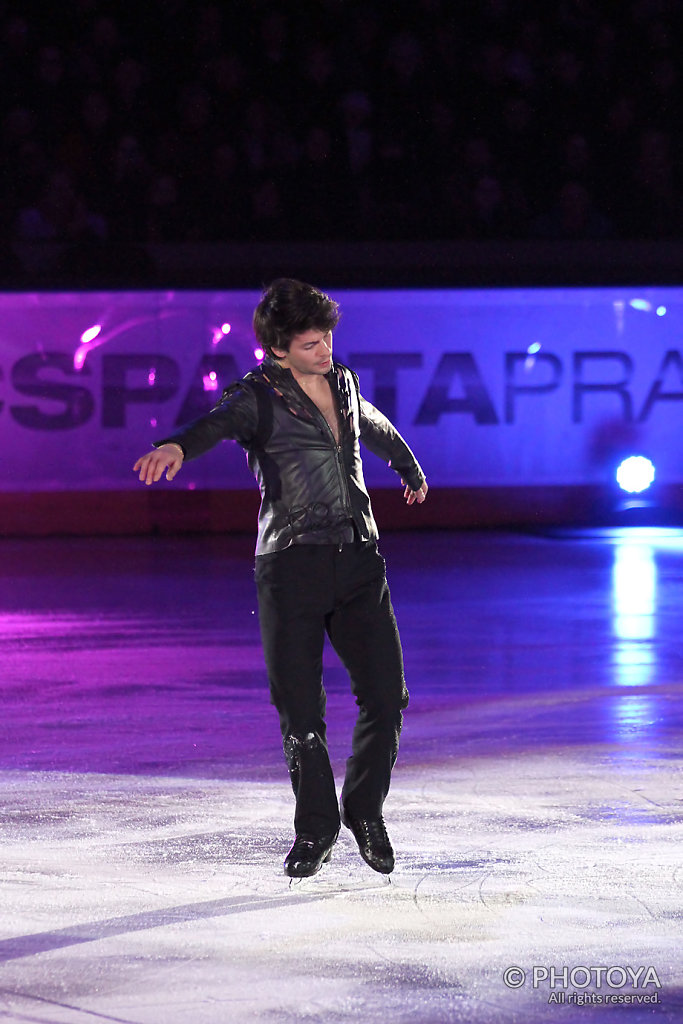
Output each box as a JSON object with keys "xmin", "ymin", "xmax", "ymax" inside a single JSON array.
[{"xmin": 133, "ymin": 443, "xmax": 184, "ymax": 485}]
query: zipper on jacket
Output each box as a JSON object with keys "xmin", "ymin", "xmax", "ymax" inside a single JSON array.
[
  {"xmin": 290, "ymin": 378, "xmax": 353, "ymax": 514},
  {"xmin": 333, "ymin": 442, "xmax": 352, "ymax": 516}
]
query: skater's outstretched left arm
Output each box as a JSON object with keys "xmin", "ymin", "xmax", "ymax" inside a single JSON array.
[{"xmin": 357, "ymin": 394, "xmax": 428, "ymax": 506}]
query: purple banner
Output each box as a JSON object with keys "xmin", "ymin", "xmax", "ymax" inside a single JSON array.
[{"xmin": 0, "ymin": 288, "xmax": 680, "ymax": 492}]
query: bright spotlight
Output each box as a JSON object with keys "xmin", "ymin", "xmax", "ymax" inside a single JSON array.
[
  {"xmin": 616, "ymin": 456, "xmax": 655, "ymax": 494},
  {"xmin": 80, "ymin": 324, "xmax": 102, "ymax": 344}
]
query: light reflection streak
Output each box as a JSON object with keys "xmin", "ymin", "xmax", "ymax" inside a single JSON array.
[
  {"xmin": 609, "ymin": 530, "xmax": 660, "ymax": 742},
  {"xmin": 74, "ymin": 312, "xmax": 237, "ymax": 369},
  {"xmin": 612, "ymin": 534, "xmax": 656, "ymax": 697},
  {"xmin": 596, "ymin": 527, "xmax": 682, "ymax": 745},
  {"xmin": 73, "ymin": 310, "xmax": 184, "ymax": 370},
  {"xmin": 609, "ymin": 692, "xmax": 658, "ymax": 739},
  {"xmin": 612, "ymin": 540, "xmax": 656, "ymax": 646}
]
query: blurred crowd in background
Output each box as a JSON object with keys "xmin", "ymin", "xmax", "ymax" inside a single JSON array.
[{"xmin": 1, "ymin": 0, "xmax": 682, "ymax": 250}]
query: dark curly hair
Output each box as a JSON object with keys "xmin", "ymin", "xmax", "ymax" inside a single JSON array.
[{"xmin": 253, "ymin": 278, "xmax": 341, "ymax": 358}]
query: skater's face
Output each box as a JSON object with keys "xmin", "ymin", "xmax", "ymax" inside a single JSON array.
[{"xmin": 272, "ymin": 328, "xmax": 333, "ymax": 380}]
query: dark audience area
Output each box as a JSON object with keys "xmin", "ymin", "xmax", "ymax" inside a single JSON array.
[{"xmin": 1, "ymin": 0, "xmax": 682, "ymax": 269}]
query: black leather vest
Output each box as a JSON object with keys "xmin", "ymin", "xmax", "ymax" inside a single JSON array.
[{"xmin": 156, "ymin": 357, "xmax": 425, "ymax": 555}]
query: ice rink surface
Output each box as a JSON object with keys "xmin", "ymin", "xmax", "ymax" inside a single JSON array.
[{"xmin": 1, "ymin": 528, "xmax": 682, "ymax": 1023}]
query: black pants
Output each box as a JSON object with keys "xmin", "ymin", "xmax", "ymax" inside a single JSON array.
[{"xmin": 255, "ymin": 541, "xmax": 409, "ymax": 837}]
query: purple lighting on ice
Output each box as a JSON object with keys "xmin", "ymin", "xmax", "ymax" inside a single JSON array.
[{"xmin": 203, "ymin": 371, "xmax": 218, "ymax": 391}]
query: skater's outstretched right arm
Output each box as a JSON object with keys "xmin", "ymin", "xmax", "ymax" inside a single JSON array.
[{"xmin": 132, "ymin": 379, "xmax": 259, "ymax": 485}]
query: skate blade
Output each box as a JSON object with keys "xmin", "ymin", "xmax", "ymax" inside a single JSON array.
[{"xmin": 289, "ymin": 872, "xmax": 392, "ymax": 894}]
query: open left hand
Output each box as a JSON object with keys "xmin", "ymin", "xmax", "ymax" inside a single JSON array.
[{"xmin": 402, "ymin": 479, "xmax": 428, "ymax": 505}]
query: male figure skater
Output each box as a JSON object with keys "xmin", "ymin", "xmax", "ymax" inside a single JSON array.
[{"xmin": 134, "ymin": 279, "xmax": 427, "ymax": 877}]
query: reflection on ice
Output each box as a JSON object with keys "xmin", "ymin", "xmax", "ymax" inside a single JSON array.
[
  {"xmin": 608, "ymin": 692, "xmax": 659, "ymax": 739},
  {"xmin": 611, "ymin": 534, "xmax": 657, "ymax": 693},
  {"xmin": 612, "ymin": 539, "xmax": 656, "ymax": 644}
]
